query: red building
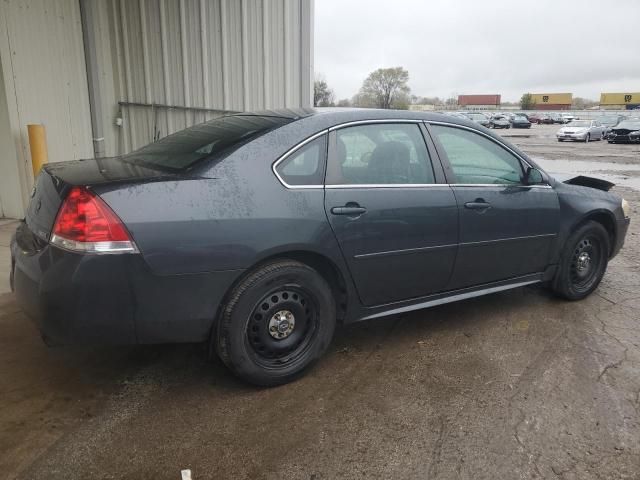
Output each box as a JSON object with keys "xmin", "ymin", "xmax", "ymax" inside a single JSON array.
[{"xmin": 458, "ymin": 94, "xmax": 501, "ymax": 109}]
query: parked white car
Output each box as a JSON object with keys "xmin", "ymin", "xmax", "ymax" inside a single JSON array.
[
  {"xmin": 560, "ymin": 113, "xmax": 576, "ymax": 123},
  {"xmin": 556, "ymin": 120, "xmax": 605, "ymax": 142}
]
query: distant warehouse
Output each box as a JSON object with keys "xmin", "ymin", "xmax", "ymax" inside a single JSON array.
[
  {"xmin": 458, "ymin": 94, "xmax": 501, "ymax": 110},
  {"xmin": 530, "ymin": 93, "xmax": 572, "ymax": 110},
  {"xmin": 600, "ymin": 93, "xmax": 640, "ymax": 110}
]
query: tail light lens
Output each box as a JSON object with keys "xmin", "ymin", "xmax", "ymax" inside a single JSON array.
[{"xmin": 50, "ymin": 186, "xmax": 138, "ymax": 254}]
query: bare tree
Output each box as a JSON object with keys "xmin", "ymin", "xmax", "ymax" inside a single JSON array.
[
  {"xmin": 314, "ymin": 77, "xmax": 335, "ymax": 107},
  {"xmin": 354, "ymin": 67, "xmax": 411, "ymax": 109}
]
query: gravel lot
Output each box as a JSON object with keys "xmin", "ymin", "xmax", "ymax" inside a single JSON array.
[{"xmin": 1, "ymin": 123, "xmax": 639, "ymax": 479}]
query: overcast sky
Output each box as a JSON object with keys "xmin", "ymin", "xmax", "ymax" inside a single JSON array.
[{"xmin": 314, "ymin": 0, "xmax": 640, "ymax": 103}]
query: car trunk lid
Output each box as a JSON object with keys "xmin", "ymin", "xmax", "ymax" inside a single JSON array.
[{"xmin": 25, "ymin": 157, "xmax": 178, "ymax": 241}]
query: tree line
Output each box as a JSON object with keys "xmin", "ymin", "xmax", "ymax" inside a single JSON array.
[{"xmin": 315, "ymin": 69, "xmax": 597, "ymax": 110}]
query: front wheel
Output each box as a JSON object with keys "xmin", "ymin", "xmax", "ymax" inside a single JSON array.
[
  {"xmin": 215, "ymin": 260, "xmax": 336, "ymax": 386},
  {"xmin": 552, "ymin": 221, "xmax": 610, "ymax": 300},
  {"xmin": 585, "ymin": 133, "xmax": 591, "ymax": 143}
]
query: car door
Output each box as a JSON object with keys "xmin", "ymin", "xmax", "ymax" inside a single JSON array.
[
  {"xmin": 593, "ymin": 120, "xmax": 603, "ymax": 139},
  {"xmin": 427, "ymin": 122, "xmax": 560, "ymax": 290},
  {"xmin": 324, "ymin": 121, "xmax": 459, "ymax": 307}
]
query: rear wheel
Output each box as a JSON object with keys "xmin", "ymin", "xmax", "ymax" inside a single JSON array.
[
  {"xmin": 552, "ymin": 221, "xmax": 610, "ymax": 300},
  {"xmin": 215, "ymin": 260, "xmax": 336, "ymax": 386}
]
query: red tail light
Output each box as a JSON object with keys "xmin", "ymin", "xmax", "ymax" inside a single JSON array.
[{"xmin": 51, "ymin": 186, "xmax": 138, "ymax": 254}]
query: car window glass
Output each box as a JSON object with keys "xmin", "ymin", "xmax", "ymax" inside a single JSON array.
[
  {"xmin": 123, "ymin": 115, "xmax": 293, "ymax": 171},
  {"xmin": 327, "ymin": 123, "xmax": 435, "ymax": 185},
  {"xmin": 275, "ymin": 135, "xmax": 326, "ymax": 186},
  {"xmin": 431, "ymin": 125, "xmax": 524, "ymax": 185}
]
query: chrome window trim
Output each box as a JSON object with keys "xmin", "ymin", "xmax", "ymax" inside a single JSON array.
[
  {"xmin": 325, "ymin": 183, "xmax": 552, "ymax": 189},
  {"xmin": 328, "ymin": 118, "xmax": 423, "ymax": 131},
  {"xmin": 452, "ymin": 183, "xmax": 553, "ymax": 189},
  {"xmin": 272, "ymin": 120, "xmax": 554, "ymax": 190},
  {"xmin": 326, "ymin": 120, "xmax": 436, "ymax": 187},
  {"xmin": 271, "ymin": 130, "xmax": 328, "ymax": 189},
  {"xmin": 325, "ymin": 183, "xmax": 444, "ymax": 189},
  {"xmin": 426, "ymin": 120, "xmax": 553, "ymax": 187}
]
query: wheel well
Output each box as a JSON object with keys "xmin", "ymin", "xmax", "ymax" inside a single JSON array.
[
  {"xmin": 267, "ymin": 251, "xmax": 349, "ymax": 323},
  {"xmin": 577, "ymin": 211, "xmax": 616, "ymax": 256},
  {"xmin": 214, "ymin": 251, "xmax": 349, "ymax": 333}
]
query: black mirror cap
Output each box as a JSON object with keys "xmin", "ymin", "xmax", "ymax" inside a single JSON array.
[{"xmin": 525, "ymin": 166, "xmax": 545, "ymax": 185}]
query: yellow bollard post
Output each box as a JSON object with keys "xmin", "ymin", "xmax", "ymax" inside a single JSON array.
[{"xmin": 27, "ymin": 124, "xmax": 48, "ymax": 177}]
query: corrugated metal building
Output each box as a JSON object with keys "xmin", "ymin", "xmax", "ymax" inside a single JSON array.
[
  {"xmin": 530, "ymin": 93, "xmax": 572, "ymax": 110},
  {"xmin": 600, "ymin": 92, "xmax": 640, "ymax": 110},
  {"xmin": 457, "ymin": 94, "xmax": 501, "ymax": 110},
  {"xmin": 0, "ymin": 0, "xmax": 314, "ymax": 219}
]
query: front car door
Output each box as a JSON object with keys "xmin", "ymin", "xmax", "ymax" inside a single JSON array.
[
  {"xmin": 427, "ymin": 122, "xmax": 560, "ymax": 290},
  {"xmin": 324, "ymin": 121, "xmax": 459, "ymax": 306}
]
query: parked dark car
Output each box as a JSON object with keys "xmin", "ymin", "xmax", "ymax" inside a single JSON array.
[
  {"xmin": 511, "ymin": 114, "xmax": 532, "ymax": 128},
  {"xmin": 607, "ymin": 118, "xmax": 640, "ymax": 143},
  {"xmin": 528, "ymin": 113, "xmax": 554, "ymax": 124},
  {"xmin": 464, "ymin": 112, "xmax": 491, "ymax": 127},
  {"xmin": 595, "ymin": 115, "xmax": 624, "ymax": 137},
  {"xmin": 10, "ymin": 109, "xmax": 631, "ymax": 386},
  {"xmin": 548, "ymin": 113, "xmax": 566, "ymax": 124},
  {"xmin": 488, "ymin": 114, "xmax": 511, "ymax": 129}
]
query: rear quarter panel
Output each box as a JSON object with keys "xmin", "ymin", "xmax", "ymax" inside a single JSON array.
[{"xmin": 94, "ymin": 122, "xmax": 347, "ymax": 277}]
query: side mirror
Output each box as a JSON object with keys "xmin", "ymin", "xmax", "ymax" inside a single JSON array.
[{"xmin": 525, "ymin": 167, "xmax": 545, "ymax": 185}]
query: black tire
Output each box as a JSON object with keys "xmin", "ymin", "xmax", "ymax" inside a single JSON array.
[
  {"xmin": 585, "ymin": 133, "xmax": 590, "ymax": 143},
  {"xmin": 552, "ymin": 221, "xmax": 610, "ymax": 300},
  {"xmin": 215, "ymin": 260, "xmax": 336, "ymax": 386},
  {"xmin": 558, "ymin": 139, "xmax": 564, "ymax": 142}
]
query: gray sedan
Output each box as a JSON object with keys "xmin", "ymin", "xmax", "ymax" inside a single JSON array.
[
  {"xmin": 556, "ymin": 120, "xmax": 605, "ymax": 142},
  {"xmin": 10, "ymin": 109, "xmax": 631, "ymax": 385}
]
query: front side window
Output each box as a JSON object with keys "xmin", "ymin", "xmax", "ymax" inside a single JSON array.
[
  {"xmin": 275, "ymin": 135, "xmax": 327, "ymax": 186},
  {"xmin": 431, "ymin": 125, "xmax": 524, "ymax": 185},
  {"xmin": 327, "ymin": 123, "xmax": 435, "ymax": 185}
]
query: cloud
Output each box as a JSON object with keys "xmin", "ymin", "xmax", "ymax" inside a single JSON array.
[{"xmin": 315, "ymin": 0, "xmax": 640, "ymax": 102}]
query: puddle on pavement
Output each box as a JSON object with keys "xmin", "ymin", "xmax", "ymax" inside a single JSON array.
[{"xmin": 535, "ymin": 158, "xmax": 640, "ymax": 191}]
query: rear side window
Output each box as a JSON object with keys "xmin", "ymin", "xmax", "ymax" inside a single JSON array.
[
  {"xmin": 431, "ymin": 125, "xmax": 524, "ymax": 185},
  {"xmin": 327, "ymin": 123, "xmax": 435, "ymax": 185},
  {"xmin": 123, "ymin": 115, "xmax": 293, "ymax": 171},
  {"xmin": 275, "ymin": 135, "xmax": 327, "ymax": 186}
]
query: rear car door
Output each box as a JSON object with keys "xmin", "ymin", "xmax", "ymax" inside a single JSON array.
[
  {"xmin": 324, "ymin": 121, "xmax": 459, "ymax": 307},
  {"xmin": 427, "ymin": 122, "xmax": 560, "ymax": 289}
]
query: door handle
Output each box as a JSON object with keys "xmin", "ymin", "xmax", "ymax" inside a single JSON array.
[
  {"xmin": 331, "ymin": 204, "xmax": 367, "ymax": 216},
  {"xmin": 464, "ymin": 200, "xmax": 492, "ymax": 211}
]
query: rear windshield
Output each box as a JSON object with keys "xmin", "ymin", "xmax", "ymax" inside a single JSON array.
[
  {"xmin": 122, "ymin": 115, "xmax": 293, "ymax": 171},
  {"xmin": 568, "ymin": 121, "xmax": 589, "ymax": 127}
]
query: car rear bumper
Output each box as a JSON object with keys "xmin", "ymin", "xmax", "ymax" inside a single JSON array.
[{"xmin": 10, "ymin": 221, "xmax": 243, "ymax": 346}]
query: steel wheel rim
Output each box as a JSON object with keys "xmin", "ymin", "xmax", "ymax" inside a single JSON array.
[
  {"xmin": 569, "ymin": 235, "xmax": 602, "ymax": 292},
  {"xmin": 246, "ymin": 286, "xmax": 318, "ymax": 369}
]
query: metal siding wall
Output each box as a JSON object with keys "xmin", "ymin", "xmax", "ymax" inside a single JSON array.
[
  {"xmin": 87, "ymin": 0, "xmax": 312, "ymax": 156},
  {"xmin": 0, "ymin": 0, "xmax": 94, "ymax": 216}
]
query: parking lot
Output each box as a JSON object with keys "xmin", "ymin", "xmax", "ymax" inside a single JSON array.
[{"xmin": 1, "ymin": 124, "xmax": 639, "ymax": 479}]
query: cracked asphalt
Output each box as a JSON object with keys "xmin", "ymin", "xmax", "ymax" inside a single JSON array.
[{"xmin": 1, "ymin": 125, "xmax": 639, "ymax": 479}]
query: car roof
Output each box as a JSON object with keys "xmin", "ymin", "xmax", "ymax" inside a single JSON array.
[{"xmin": 234, "ymin": 107, "xmax": 485, "ymax": 129}]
